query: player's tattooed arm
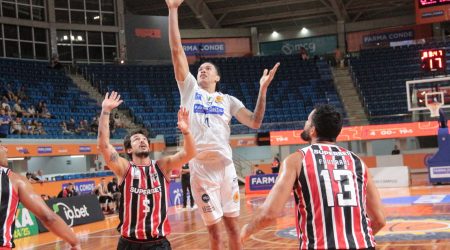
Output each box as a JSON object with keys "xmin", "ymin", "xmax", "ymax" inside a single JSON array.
[{"xmin": 110, "ymin": 151, "xmax": 119, "ymax": 163}]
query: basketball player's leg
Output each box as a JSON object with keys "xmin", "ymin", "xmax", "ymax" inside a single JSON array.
[
  {"xmin": 190, "ymin": 160, "xmax": 225, "ymax": 249},
  {"xmin": 221, "ymin": 162, "xmax": 241, "ymax": 249}
]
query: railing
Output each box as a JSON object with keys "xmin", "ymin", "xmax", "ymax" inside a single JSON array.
[{"xmin": 232, "ymin": 151, "xmax": 254, "ymax": 183}]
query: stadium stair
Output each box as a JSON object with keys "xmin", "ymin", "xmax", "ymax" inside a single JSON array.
[{"xmin": 332, "ymin": 67, "xmax": 368, "ymax": 125}]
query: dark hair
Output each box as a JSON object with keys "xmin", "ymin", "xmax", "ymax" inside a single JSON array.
[
  {"xmin": 311, "ymin": 104, "xmax": 343, "ymax": 141},
  {"xmin": 200, "ymin": 61, "xmax": 221, "ymax": 91},
  {"xmin": 123, "ymin": 129, "xmax": 150, "ymax": 159}
]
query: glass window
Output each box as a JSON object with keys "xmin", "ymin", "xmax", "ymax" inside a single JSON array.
[
  {"xmin": 4, "ymin": 25, "xmax": 18, "ymax": 39},
  {"xmin": 34, "ymin": 28, "xmax": 46, "ymax": 42},
  {"xmin": 88, "ymin": 46, "xmax": 102, "ymax": 61},
  {"xmin": 71, "ymin": 30, "xmax": 86, "ymax": 44},
  {"xmin": 103, "ymin": 32, "xmax": 116, "ymax": 45},
  {"xmin": 0, "ymin": 26, "xmax": 2, "ymax": 38},
  {"xmin": 0, "ymin": 40, "xmax": 3, "ymax": 57},
  {"xmin": 70, "ymin": 0, "xmax": 84, "ymax": 9},
  {"xmin": 5, "ymin": 41, "xmax": 19, "ymax": 58},
  {"xmin": 32, "ymin": 0, "xmax": 44, "ymax": 7},
  {"xmin": 101, "ymin": 0, "xmax": 114, "ymax": 11},
  {"xmin": 20, "ymin": 42, "xmax": 33, "ymax": 58},
  {"xmin": 2, "ymin": 2, "xmax": 16, "ymax": 18},
  {"xmin": 103, "ymin": 46, "xmax": 116, "ymax": 61},
  {"xmin": 88, "ymin": 31, "xmax": 101, "ymax": 45},
  {"xmin": 55, "ymin": 10, "xmax": 69, "ymax": 23},
  {"xmin": 18, "ymin": 4, "xmax": 31, "ymax": 19},
  {"xmin": 57, "ymin": 45, "xmax": 71, "ymax": 61},
  {"xmin": 71, "ymin": 10, "xmax": 85, "ymax": 24},
  {"xmin": 17, "ymin": 0, "xmax": 30, "ymax": 4},
  {"xmin": 86, "ymin": 11, "xmax": 100, "ymax": 25},
  {"xmin": 55, "ymin": 0, "xmax": 68, "ymax": 8},
  {"xmin": 73, "ymin": 46, "xmax": 87, "ymax": 60},
  {"xmin": 86, "ymin": 0, "xmax": 99, "ymax": 10},
  {"xmin": 32, "ymin": 7, "xmax": 45, "ymax": 21},
  {"xmin": 19, "ymin": 26, "xmax": 32, "ymax": 41},
  {"xmin": 56, "ymin": 30, "xmax": 70, "ymax": 44},
  {"xmin": 101, "ymin": 13, "xmax": 115, "ymax": 26},
  {"xmin": 35, "ymin": 43, "xmax": 48, "ymax": 59}
]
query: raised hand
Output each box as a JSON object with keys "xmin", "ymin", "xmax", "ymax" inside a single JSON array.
[
  {"xmin": 165, "ymin": 0, "xmax": 184, "ymax": 9},
  {"xmin": 102, "ymin": 91, "xmax": 123, "ymax": 112},
  {"xmin": 177, "ymin": 106, "xmax": 190, "ymax": 134},
  {"xmin": 259, "ymin": 62, "xmax": 280, "ymax": 89}
]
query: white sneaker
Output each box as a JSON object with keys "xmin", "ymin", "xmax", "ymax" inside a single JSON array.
[{"xmin": 190, "ymin": 204, "xmax": 198, "ymax": 210}]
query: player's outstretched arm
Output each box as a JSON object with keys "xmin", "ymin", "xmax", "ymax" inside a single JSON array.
[
  {"xmin": 240, "ymin": 151, "xmax": 300, "ymax": 243},
  {"xmin": 235, "ymin": 63, "xmax": 280, "ymax": 129},
  {"xmin": 15, "ymin": 173, "xmax": 81, "ymax": 250},
  {"xmin": 365, "ymin": 168, "xmax": 386, "ymax": 235},
  {"xmin": 98, "ymin": 91, "xmax": 128, "ymax": 179},
  {"xmin": 166, "ymin": 0, "xmax": 190, "ymax": 83},
  {"xmin": 158, "ymin": 107, "xmax": 196, "ymax": 177}
]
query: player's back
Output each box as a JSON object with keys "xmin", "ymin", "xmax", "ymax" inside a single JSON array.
[
  {"xmin": 293, "ymin": 144, "xmax": 376, "ymax": 249},
  {"xmin": 0, "ymin": 166, "xmax": 19, "ymax": 248}
]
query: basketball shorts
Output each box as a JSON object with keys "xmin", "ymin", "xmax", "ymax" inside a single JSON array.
[
  {"xmin": 117, "ymin": 236, "xmax": 171, "ymax": 250},
  {"xmin": 190, "ymin": 158, "xmax": 240, "ymax": 226}
]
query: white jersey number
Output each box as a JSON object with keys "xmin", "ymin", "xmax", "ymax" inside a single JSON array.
[{"xmin": 320, "ymin": 169, "xmax": 357, "ymax": 207}]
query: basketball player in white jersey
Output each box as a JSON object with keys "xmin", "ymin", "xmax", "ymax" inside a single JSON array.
[{"xmin": 166, "ymin": 1, "xmax": 279, "ymax": 249}]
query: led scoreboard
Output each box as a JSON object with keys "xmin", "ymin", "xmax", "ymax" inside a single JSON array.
[
  {"xmin": 418, "ymin": 0, "xmax": 450, "ymax": 8},
  {"xmin": 420, "ymin": 49, "xmax": 446, "ymax": 72}
]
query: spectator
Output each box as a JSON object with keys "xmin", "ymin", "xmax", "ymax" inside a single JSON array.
[
  {"xmin": 107, "ymin": 177, "xmax": 121, "ymax": 213},
  {"xmin": 113, "ymin": 113, "xmax": 123, "ymax": 128},
  {"xmin": 271, "ymin": 155, "xmax": 280, "ymax": 174},
  {"xmin": 67, "ymin": 117, "xmax": 76, "ymax": 132},
  {"xmin": 335, "ymin": 47, "xmax": 343, "ymax": 68},
  {"xmin": 13, "ymin": 99, "xmax": 29, "ymax": 117},
  {"xmin": 1, "ymin": 96, "xmax": 11, "ymax": 111},
  {"xmin": 35, "ymin": 122, "xmax": 46, "ymax": 135},
  {"xmin": 94, "ymin": 178, "xmax": 114, "ymax": 213},
  {"xmin": 57, "ymin": 183, "xmax": 78, "ymax": 198},
  {"xmin": 49, "ymin": 55, "xmax": 63, "ymax": 70},
  {"xmin": 36, "ymin": 101, "xmax": 44, "ymax": 116},
  {"xmin": 11, "ymin": 115, "xmax": 25, "ymax": 135},
  {"xmin": 75, "ymin": 120, "xmax": 89, "ymax": 134},
  {"xmin": 27, "ymin": 105, "xmax": 36, "ymax": 118},
  {"xmin": 2, "ymin": 83, "xmax": 17, "ymax": 101},
  {"xmin": 25, "ymin": 172, "xmax": 38, "ymax": 183},
  {"xmin": 181, "ymin": 163, "xmax": 196, "ymax": 210},
  {"xmin": 25, "ymin": 120, "xmax": 35, "ymax": 135},
  {"xmin": 16, "ymin": 86, "xmax": 27, "ymax": 100},
  {"xmin": 40, "ymin": 103, "xmax": 52, "ymax": 119},
  {"xmin": 36, "ymin": 169, "xmax": 45, "ymax": 181},
  {"xmin": 391, "ymin": 145, "xmax": 401, "ymax": 155},
  {"xmin": 90, "ymin": 116, "xmax": 99, "ymax": 133},
  {"xmin": 300, "ymin": 47, "xmax": 309, "ymax": 61},
  {"xmin": 60, "ymin": 121, "xmax": 73, "ymax": 134},
  {"xmin": 0, "ymin": 109, "xmax": 11, "ymax": 138}
]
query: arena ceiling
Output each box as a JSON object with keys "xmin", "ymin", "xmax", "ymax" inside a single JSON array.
[{"xmin": 124, "ymin": 0, "xmax": 414, "ymax": 32}]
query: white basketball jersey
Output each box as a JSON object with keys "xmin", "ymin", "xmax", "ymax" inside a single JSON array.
[{"xmin": 178, "ymin": 73, "xmax": 244, "ymax": 162}]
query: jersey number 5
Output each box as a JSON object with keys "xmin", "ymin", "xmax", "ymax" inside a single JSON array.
[{"xmin": 320, "ymin": 169, "xmax": 357, "ymax": 207}]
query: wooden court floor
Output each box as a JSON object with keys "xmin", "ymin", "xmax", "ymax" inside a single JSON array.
[{"xmin": 15, "ymin": 182, "xmax": 450, "ymax": 250}]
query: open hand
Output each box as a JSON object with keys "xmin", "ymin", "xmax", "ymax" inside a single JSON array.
[
  {"xmin": 177, "ymin": 107, "xmax": 190, "ymax": 134},
  {"xmin": 102, "ymin": 91, "xmax": 123, "ymax": 112},
  {"xmin": 165, "ymin": 0, "xmax": 184, "ymax": 9},
  {"xmin": 259, "ymin": 62, "xmax": 280, "ymax": 89}
]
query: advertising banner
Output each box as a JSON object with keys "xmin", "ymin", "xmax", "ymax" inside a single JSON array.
[
  {"xmin": 245, "ymin": 174, "xmax": 278, "ymax": 194},
  {"xmin": 13, "ymin": 203, "xmax": 39, "ymax": 239},
  {"xmin": 270, "ymin": 121, "xmax": 450, "ymax": 146},
  {"xmin": 182, "ymin": 42, "xmax": 226, "ymax": 56},
  {"xmin": 362, "ymin": 30, "xmax": 414, "ymax": 44},
  {"xmin": 38, "ymin": 195, "xmax": 104, "ymax": 232},
  {"xmin": 62, "ymin": 181, "xmax": 96, "ymax": 195},
  {"xmin": 260, "ymin": 35, "xmax": 337, "ymax": 56},
  {"xmin": 169, "ymin": 180, "xmax": 182, "ymax": 207}
]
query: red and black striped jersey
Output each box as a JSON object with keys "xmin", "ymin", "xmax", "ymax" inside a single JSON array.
[
  {"xmin": 118, "ymin": 160, "xmax": 171, "ymax": 240},
  {"xmin": 294, "ymin": 144, "xmax": 376, "ymax": 249},
  {"xmin": 0, "ymin": 166, "xmax": 19, "ymax": 248}
]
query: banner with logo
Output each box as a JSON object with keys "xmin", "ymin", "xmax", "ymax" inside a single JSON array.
[
  {"xmin": 38, "ymin": 195, "xmax": 104, "ymax": 232},
  {"xmin": 260, "ymin": 35, "xmax": 337, "ymax": 56},
  {"xmin": 13, "ymin": 203, "xmax": 39, "ymax": 239},
  {"xmin": 182, "ymin": 42, "xmax": 226, "ymax": 56},
  {"xmin": 169, "ymin": 180, "xmax": 182, "ymax": 207},
  {"xmin": 245, "ymin": 174, "xmax": 278, "ymax": 194},
  {"xmin": 362, "ymin": 30, "xmax": 414, "ymax": 44},
  {"xmin": 62, "ymin": 181, "xmax": 96, "ymax": 195}
]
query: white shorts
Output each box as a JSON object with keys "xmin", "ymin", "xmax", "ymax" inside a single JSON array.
[{"xmin": 190, "ymin": 158, "xmax": 240, "ymax": 226}]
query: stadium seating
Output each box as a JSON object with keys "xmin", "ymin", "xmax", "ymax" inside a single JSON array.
[
  {"xmin": 349, "ymin": 43, "xmax": 447, "ymax": 124},
  {"xmin": 81, "ymin": 55, "xmax": 345, "ymax": 145},
  {"xmin": 0, "ymin": 58, "xmax": 128, "ymax": 139}
]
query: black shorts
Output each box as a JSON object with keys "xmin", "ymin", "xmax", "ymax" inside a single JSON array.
[
  {"xmin": 99, "ymin": 196, "xmax": 113, "ymax": 203},
  {"xmin": 117, "ymin": 236, "xmax": 171, "ymax": 250}
]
